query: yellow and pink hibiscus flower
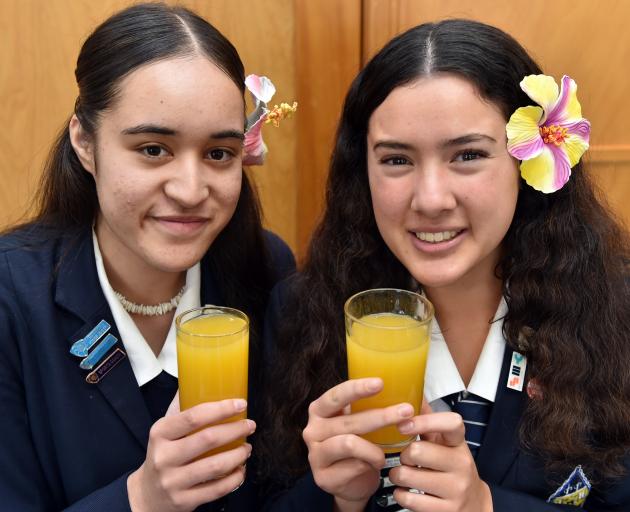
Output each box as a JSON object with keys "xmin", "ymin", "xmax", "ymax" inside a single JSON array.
[{"xmin": 506, "ymin": 75, "xmax": 590, "ymax": 193}]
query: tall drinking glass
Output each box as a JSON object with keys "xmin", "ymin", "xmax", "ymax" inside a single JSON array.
[
  {"xmin": 345, "ymin": 288, "xmax": 433, "ymax": 453},
  {"xmin": 176, "ymin": 306, "xmax": 249, "ymax": 456}
]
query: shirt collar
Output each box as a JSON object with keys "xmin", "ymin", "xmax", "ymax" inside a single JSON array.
[
  {"xmin": 92, "ymin": 231, "xmax": 200, "ymax": 386},
  {"xmin": 424, "ymin": 298, "xmax": 507, "ymax": 404}
]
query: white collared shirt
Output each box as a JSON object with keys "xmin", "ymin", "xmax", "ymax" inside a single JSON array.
[
  {"xmin": 424, "ymin": 298, "xmax": 507, "ymax": 411},
  {"xmin": 92, "ymin": 232, "xmax": 200, "ymax": 386}
]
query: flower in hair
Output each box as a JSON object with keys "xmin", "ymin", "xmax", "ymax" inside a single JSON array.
[
  {"xmin": 506, "ymin": 75, "xmax": 590, "ymax": 193},
  {"xmin": 243, "ymin": 74, "xmax": 297, "ymax": 165}
]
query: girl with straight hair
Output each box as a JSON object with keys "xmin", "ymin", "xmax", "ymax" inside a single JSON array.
[{"xmin": 0, "ymin": 3, "xmax": 294, "ymax": 511}]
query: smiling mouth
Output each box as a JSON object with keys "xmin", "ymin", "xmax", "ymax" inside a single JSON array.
[
  {"xmin": 414, "ymin": 230, "xmax": 462, "ymax": 243},
  {"xmin": 156, "ymin": 216, "xmax": 209, "ymax": 223},
  {"xmin": 152, "ymin": 216, "xmax": 210, "ymax": 236}
]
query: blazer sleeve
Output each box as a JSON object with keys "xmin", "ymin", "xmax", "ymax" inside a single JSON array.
[
  {"xmin": 62, "ymin": 474, "xmax": 132, "ymax": 512},
  {"xmin": 0, "ymin": 253, "xmax": 133, "ymax": 512},
  {"xmin": 0, "ymin": 260, "xmax": 55, "ymax": 510}
]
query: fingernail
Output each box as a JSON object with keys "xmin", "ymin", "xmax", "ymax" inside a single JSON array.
[
  {"xmin": 234, "ymin": 399, "xmax": 247, "ymax": 411},
  {"xmin": 398, "ymin": 404, "xmax": 414, "ymax": 418},
  {"xmin": 246, "ymin": 419, "xmax": 256, "ymax": 433},
  {"xmin": 366, "ymin": 378, "xmax": 381, "ymax": 392},
  {"xmin": 399, "ymin": 420, "xmax": 414, "ymax": 434}
]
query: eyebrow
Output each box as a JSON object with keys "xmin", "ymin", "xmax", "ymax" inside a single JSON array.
[
  {"xmin": 121, "ymin": 124, "xmax": 245, "ymax": 141},
  {"xmin": 212, "ymin": 129, "xmax": 245, "ymax": 141},
  {"xmin": 441, "ymin": 133, "xmax": 497, "ymax": 147},
  {"xmin": 372, "ymin": 141, "xmax": 414, "ymax": 151},
  {"xmin": 121, "ymin": 124, "xmax": 175, "ymax": 136},
  {"xmin": 372, "ymin": 133, "xmax": 497, "ymax": 152}
]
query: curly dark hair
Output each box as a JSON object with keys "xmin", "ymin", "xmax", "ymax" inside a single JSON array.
[{"xmin": 259, "ymin": 19, "xmax": 630, "ymax": 486}]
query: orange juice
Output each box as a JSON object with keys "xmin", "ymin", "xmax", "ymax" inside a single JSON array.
[
  {"xmin": 347, "ymin": 312, "xmax": 430, "ymax": 452},
  {"xmin": 177, "ymin": 310, "xmax": 248, "ymax": 455}
]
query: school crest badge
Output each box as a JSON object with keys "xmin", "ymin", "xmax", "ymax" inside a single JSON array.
[{"xmin": 547, "ymin": 465, "xmax": 591, "ymax": 507}]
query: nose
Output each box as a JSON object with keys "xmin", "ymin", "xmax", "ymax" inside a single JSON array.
[
  {"xmin": 410, "ymin": 164, "xmax": 457, "ymax": 218},
  {"xmin": 163, "ymin": 155, "xmax": 210, "ymax": 209}
]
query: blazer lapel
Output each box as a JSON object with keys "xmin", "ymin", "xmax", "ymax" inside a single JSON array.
[
  {"xmin": 55, "ymin": 230, "xmax": 151, "ymax": 449},
  {"xmin": 476, "ymin": 347, "xmax": 528, "ymax": 484}
]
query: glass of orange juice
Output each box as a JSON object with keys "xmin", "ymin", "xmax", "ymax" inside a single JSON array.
[
  {"xmin": 176, "ymin": 306, "xmax": 249, "ymax": 456},
  {"xmin": 345, "ymin": 288, "xmax": 433, "ymax": 453}
]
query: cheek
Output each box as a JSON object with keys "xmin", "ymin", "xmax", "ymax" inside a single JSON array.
[
  {"xmin": 369, "ymin": 176, "xmax": 411, "ymax": 224},
  {"xmin": 93, "ymin": 150, "xmax": 146, "ymax": 216},
  {"xmin": 373, "ymin": 194, "xmax": 399, "ymax": 229},
  {"xmin": 215, "ymin": 170, "xmax": 243, "ymax": 210},
  {"xmin": 473, "ymin": 174, "xmax": 519, "ymax": 239},
  {"xmin": 94, "ymin": 174, "xmax": 152, "ymax": 229},
  {"xmin": 105, "ymin": 177, "xmax": 144, "ymax": 214}
]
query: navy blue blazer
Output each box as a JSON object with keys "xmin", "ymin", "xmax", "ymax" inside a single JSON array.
[
  {"xmin": 262, "ymin": 283, "xmax": 630, "ymax": 511},
  {"xmin": 0, "ymin": 226, "xmax": 295, "ymax": 511}
]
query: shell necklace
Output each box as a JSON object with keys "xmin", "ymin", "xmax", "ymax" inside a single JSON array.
[{"xmin": 114, "ymin": 286, "xmax": 186, "ymax": 316}]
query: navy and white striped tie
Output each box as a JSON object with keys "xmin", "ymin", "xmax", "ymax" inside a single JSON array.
[
  {"xmin": 444, "ymin": 391, "xmax": 492, "ymax": 458},
  {"xmin": 376, "ymin": 454, "xmax": 407, "ymax": 511}
]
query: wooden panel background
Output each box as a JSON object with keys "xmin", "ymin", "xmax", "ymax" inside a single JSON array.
[
  {"xmin": 0, "ymin": 0, "xmax": 361, "ymax": 259},
  {"xmin": 2, "ymin": 1, "xmax": 627, "ymax": 257},
  {"xmin": 295, "ymin": 0, "xmax": 362, "ymax": 254},
  {"xmin": 363, "ymin": 0, "xmax": 630, "ymax": 228}
]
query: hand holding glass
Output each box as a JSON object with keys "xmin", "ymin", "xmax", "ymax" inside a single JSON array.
[
  {"xmin": 345, "ymin": 288, "xmax": 433, "ymax": 453},
  {"xmin": 176, "ymin": 306, "xmax": 249, "ymax": 456}
]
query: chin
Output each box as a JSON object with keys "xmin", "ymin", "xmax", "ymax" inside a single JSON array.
[
  {"xmin": 148, "ymin": 251, "xmax": 205, "ymax": 274},
  {"xmin": 408, "ymin": 266, "xmax": 466, "ymax": 290}
]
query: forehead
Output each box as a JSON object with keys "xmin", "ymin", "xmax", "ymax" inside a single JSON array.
[
  {"xmin": 103, "ymin": 56, "xmax": 244, "ymax": 131},
  {"xmin": 368, "ymin": 74, "xmax": 506, "ymax": 140}
]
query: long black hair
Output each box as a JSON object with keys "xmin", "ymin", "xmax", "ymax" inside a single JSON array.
[
  {"xmin": 261, "ymin": 19, "xmax": 630, "ymax": 484},
  {"xmin": 10, "ymin": 2, "xmax": 274, "ymax": 337}
]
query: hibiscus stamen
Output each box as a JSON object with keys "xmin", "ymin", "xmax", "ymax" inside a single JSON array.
[
  {"xmin": 265, "ymin": 102, "xmax": 298, "ymax": 127},
  {"xmin": 539, "ymin": 124, "xmax": 568, "ymax": 146}
]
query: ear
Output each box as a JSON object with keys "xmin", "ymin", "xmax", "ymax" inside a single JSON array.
[{"xmin": 68, "ymin": 114, "xmax": 96, "ymax": 175}]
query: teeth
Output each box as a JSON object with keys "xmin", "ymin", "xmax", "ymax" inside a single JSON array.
[{"xmin": 415, "ymin": 230, "xmax": 459, "ymax": 243}]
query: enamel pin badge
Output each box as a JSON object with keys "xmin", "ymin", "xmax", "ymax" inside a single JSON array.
[
  {"xmin": 547, "ymin": 465, "xmax": 591, "ymax": 507},
  {"xmin": 70, "ymin": 319, "xmax": 110, "ymax": 357},
  {"xmin": 85, "ymin": 348, "xmax": 127, "ymax": 384},
  {"xmin": 507, "ymin": 351, "xmax": 527, "ymax": 391},
  {"xmin": 70, "ymin": 320, "xmax": 126, "ymax": 383}
]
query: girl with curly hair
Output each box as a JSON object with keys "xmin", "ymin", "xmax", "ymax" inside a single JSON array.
[{"xmin": 261, "ymin": 19, "xmax": 630, "ymax": 512}]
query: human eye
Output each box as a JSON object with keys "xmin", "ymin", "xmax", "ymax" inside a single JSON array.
[
  {"xmin": 139, "ymin": 144, "xmax": 170, "ymax": 159},
  {"xmin": 207, "ymin": 148, "xmax": 236, "ymax": 162},
  {"xmin": 381, "ymin": 155, "xmax": 412, "ymax": 166},
  {"xmin": 453, "ymin": 149, "xmax": 489, "ymax": 162}
]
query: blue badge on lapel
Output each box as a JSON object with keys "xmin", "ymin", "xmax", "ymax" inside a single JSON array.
[
  {"xmin": 547, "ymin": 465, "xmax": 591, "ymax": 507},
  {"xmin": 70, "ymin": 319, "xmax": 110, "ymax": 357},
  {"xmin": 79, "ymin": 333, "xmax": 118, "ymax": 370},
  {"xmin": 70, "ymin": 320, "xmax": 126, "ymax": 383}
]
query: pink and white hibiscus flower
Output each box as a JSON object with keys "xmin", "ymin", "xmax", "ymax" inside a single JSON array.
[
  {"xmin": 506, "ymin": 75, "xmax": 590, "ymax": 193},
  {"xmin": 242, "ymin": 74, "xmax": 297, "ymax": 166}
]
